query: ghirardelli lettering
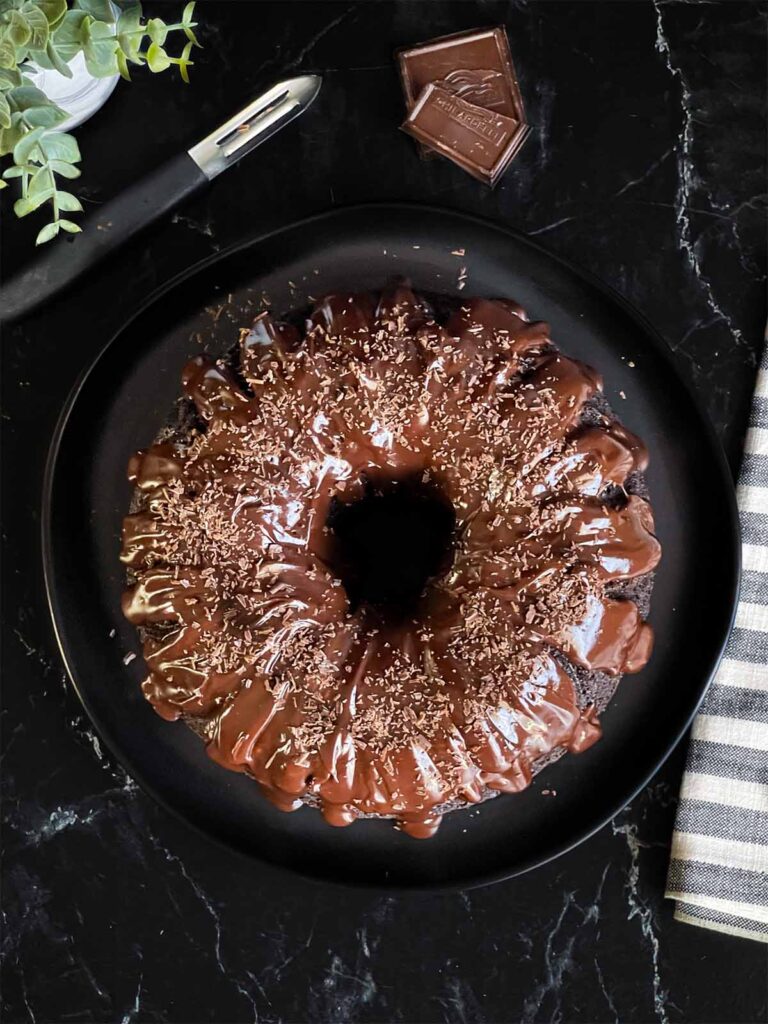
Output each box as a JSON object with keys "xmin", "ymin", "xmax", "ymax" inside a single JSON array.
[
  {"xmin": 433, "ymin": 92, "xmax": 506, "ymax": 146},
  {"xmin": 397, "ymin": 26, "xmax": 530, "ymax": 182}
]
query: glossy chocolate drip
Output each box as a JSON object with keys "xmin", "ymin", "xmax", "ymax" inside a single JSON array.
[{"xmin": 121, "ymin": 288, "xmax": 661, "ymax": 838}]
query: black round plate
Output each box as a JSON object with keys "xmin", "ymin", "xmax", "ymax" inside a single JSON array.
[{"xmin": 43, "ymin": 204, "xmax": 740, "ymax": 888}]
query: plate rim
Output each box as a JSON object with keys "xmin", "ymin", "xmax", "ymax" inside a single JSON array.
[{"xmin": 41, "ymin": 201, "xmax": 742, "ymax": 890}]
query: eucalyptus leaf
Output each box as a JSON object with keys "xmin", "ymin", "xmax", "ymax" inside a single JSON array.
[
  {"xmin": 180, "ymin": 2, "xmax": 200, "ymax": 49},
  {"xmin": 13, "ymin": 196, "xmax": 34, "ymax": 215},
  {"xmin": 11, "ymin": 121, "xmax": 43, "ymax": 161},
  {"xmin": 2, "ymin": 163, "xmax": 26, "ymax": 176},
  {"xmin": 43, "ymin": 34, "xmax": 71, "ymax": 74},
  {"xmin": 146, "ymin": 17, "xmax": 166, "ymax": 45},
  {"xmin": 38, "ymin": 129, "xmax": 79, "ymax": 162},
  {"xmin": 0, "ymin": 37, "xmax": 18, "ymax": 68},
  {"xmin": 82, "ymin": 16, "xmax": 118, "ymax": 77},
  {"xmin": 22, "ymin": 103, "xmax": 66, "ymax": 127},
  {"xmin": 77, "ymin": 10, "xmax": 92, "ymax": 43},
  {"xmin": 27, "ymin": 163, "xmax": 51, "ymax": 196},
  {"xmin": 23, "ymin": 44, "xmax": 54, "ymax": 67},
  {"xmin": 116, "ymin": 2, "xmax": 141, "ymax": 35},
  {"xmin": 0, "ymin": 178, "xmax": 6, "ymax": 188},
  {"xmin": 7, "ymin": 83, "xmax": 48, "ymax": 108},
  {"xmin": 23, "ymin": 5, "xmax": 49, "ymax": 50},
  {"xmin": 52, "ymin": 8, "xmax": 88, "ymax": 61},
  {"xmin": 58, "ymin": 217, "xmax": 80, "ymax": 232},
  {"xmin": 84, "ymin": 49, "xmax": 118, "ymax": 75},
  {"xmin": 145, "ymin": 40, "xmax": 169, "ymax": 72},
  {"xmin": 49, "ymin": 157, "xmax": 79, "ymax": 177},
  {"xmin": 0, "ymin": 90, "xmax": 9, "ymax": 127},
  {"xmin": 74, "ymin": 0, "xmax": 114, "ymax": 21},
  {"xmin": 0, "ymin": 65, "xmax": 23, "ymax": 88},
  {"xmin": 6, "ymin": 10, "xmax": 31, "ymax": 50},
  {"xmin": 54, "ymin": 188, "xmax": 81, "ymax": 211},
  {"xmin": 35, "ymin": 220, "xmax": 59, "ymax": 244},
  {"xmin": 177, "ymin": 38, "xmax": 192, "ymax": 83},
  {"xmin": 83, "ymin": 49, "xmax": 116, "ymax": 75},
  {"xmin": 0, "ymin": 117, "xmax": 24, "ymax": 153},
  {"xmin": 35, "ymin": 0, "xmax": 68, "ymax": 29},
  {"xmin": 115, "ymin": 46, "xmax": 130, "ymax": 78},
  {"xmin": 181, "ymin": 21, "xmax": 198, "ymax": 46},
  {"xmin": 116, "ymin": 32, "xmax": 142, "ymax": 61},
  {"xmin": 14, "ymin": 185, "xmax": 53, "ymax": 214}
]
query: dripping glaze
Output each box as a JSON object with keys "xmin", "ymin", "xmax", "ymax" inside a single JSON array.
[{"xmin": 120, "ymin": 286, "xmax": 661, "ymax": 838}]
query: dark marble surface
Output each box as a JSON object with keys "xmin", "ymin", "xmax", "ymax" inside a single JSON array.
[{"xmin": 2, "ymin": 2, "xmax": 767, "ymax": 1021}]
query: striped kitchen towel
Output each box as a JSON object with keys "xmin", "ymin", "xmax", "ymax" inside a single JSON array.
[{"xmin": 665, "ymin": 347, "xmax": 768, "ymax": 944}]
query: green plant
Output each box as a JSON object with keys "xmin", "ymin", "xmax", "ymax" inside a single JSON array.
[{"xmin": 0, "ymin": 0, "xmax": 199, "ymax": 244}]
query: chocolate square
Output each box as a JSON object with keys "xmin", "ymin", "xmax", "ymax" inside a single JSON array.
[
  {"xmin": 402, "ymin": 83, "xmax": 526, "ymax": 186},
  {"xmin": 397, "ymin": 26, "xmax": 527, "ymax": 142}
]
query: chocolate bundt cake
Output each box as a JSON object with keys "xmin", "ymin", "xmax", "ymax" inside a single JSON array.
[{"xmin": 120, "ymin": 286, "xmax": 661, "ymax": 838}]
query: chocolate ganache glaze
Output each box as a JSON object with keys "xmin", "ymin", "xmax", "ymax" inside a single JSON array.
[{"xmin": 120, "ymin": 286, "xmax": 661, "ymax": 839}]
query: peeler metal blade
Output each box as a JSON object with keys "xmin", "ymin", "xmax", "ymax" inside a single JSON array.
[{"xmin": 188, "ymin": 75, "xmax": 322, "ymax": 179}]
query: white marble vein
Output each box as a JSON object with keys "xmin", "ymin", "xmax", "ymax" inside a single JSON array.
[
  {"xmin": 287, "ymin": 4, "xmax": 358, "ymax": 70},
  {"xmin": 614, "ymin": 147, "xmax": 674, "ymax": 197},
  {"xmin": 710, "ymin": 192, "xmax": 768, "ymax": 278},
  {"xmin": 17, "ymin": 961, "xmax": 36, "ymax": 1024},
  {"xmin": 233, "ymin": 976, "xmax": 260, "ymax": 1024},
  {"xmin": 521, "ymin": 865, "xmax": 609, "ymax": 1024},
  {"xmin": 82, "ymin": 728, "xmax": 104, "ymax": 761},
  {"xmin": 528, "ymin": 214, "xmax": 581, "ymax": 237},
  {"xmin": 147, "ymin": 833, "xmax": 225, "ymax": 974},
  {"xmin": 119, "ymin": 974, "xmax": 142, "ymax": 1024},
  {"xmin": 143, "ymin": 829, "xmax": 304, "ymax": 1022},
  {"xmin": 12, "ymin": 627, "xmax": 57, "ymax": 678},
  {"xmin": 439, "ymin": 975, "xmax": 486, "ymax": 1024},
  {"xmin": 357, "ymin": 925, "xmax": 371, "ymax": 959},
  {"xmin": 316, "ymin": 952, "xmax": 377, "ymax": 1021},
  {"xmin": 20, "ymin": 776, "xmax": 138, "ymax": 848},
  {"xmin": 611, "ymin": 818, "xmax": 669, "ymax": 1024},
  {"xmin": 653, "ymin": 0, "xmax": 748, "ymax": 352},
  {"xmin": 594, "ymin": 954, "xmax": 620, "ymax": 1024}
]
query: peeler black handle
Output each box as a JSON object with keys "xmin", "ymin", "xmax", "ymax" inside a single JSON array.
[
  {"xmin": 0, "ymin": 76, "xmax": 322, "ymax": 323},
  {"xmin": 0, "ymin": 151, "xmax": 208, "ymax": 323}
]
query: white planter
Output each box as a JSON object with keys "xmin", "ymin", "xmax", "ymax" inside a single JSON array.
[{"xmin": 25, "ymin": 51, "xmax": 119, "ymax": 131}]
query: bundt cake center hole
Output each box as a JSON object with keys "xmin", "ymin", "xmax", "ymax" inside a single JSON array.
[{"xmin": 327, "ymin": 476, "xmax": 456, "ymax": 618}]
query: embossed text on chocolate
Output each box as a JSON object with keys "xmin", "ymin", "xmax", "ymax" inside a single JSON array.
[{"xmin": 433, "ymin": 91, "xmax": 507, "ymax": 146}]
